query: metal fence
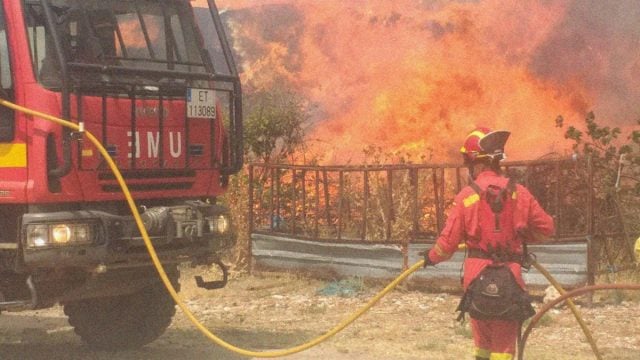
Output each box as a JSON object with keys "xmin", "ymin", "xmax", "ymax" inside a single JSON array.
[
  {"xmin": 247, "ymin": 157, "xmax": 595, "ymax": 285},
  {"xmin": 248, "ymin": 157, "xmax": 593, "ymax": 242}
]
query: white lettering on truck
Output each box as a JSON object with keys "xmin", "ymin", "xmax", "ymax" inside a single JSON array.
[
  {"xmin": 127, "ymin": 131, "xmax": 183, "ymax": 159},
  {"xmin": 169, "ymin": 132, "xmax": 182, "ymax": 158},
  {"xmin": 127, "ymin": 131, "xmax": 140, "ymax": 159},
  {"xmin": 148, "ymin": 132, "xmax": 160, "ymax": 158}
]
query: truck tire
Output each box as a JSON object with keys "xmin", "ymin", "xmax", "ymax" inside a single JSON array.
[{"xmin": 64, "ymin": 274, "xmax": 179, "ymax": 350}]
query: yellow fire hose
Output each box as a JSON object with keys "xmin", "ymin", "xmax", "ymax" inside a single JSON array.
[
  {"xmin": 518, "ymin": 283, "xmax": 640, "ymax": 360},
  {"xmin": 0, "ymin": 98, "xmax": 606, "ymax": 359},
  {"xmin": 530, "ymin": 261, "xmax": 601, "ymax": 359},
  {"xmin": 0, "ymin": 98, "xmax": 427, "ymax": 357}
]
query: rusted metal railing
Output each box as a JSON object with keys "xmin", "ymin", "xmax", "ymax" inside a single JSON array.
[{"xmin": 247, "ymin": 157, "xmax": 594, "ymax": 245}]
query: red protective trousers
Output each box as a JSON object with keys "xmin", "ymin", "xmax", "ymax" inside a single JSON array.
[{"xmin": 470, "ymin": 318, "xmax": 519, "ymax": 359}]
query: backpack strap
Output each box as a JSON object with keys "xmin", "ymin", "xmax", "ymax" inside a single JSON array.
[
  {"xmin": 506, "ymin": 177, "xmax": 516, "ymax": 196},
  {"xmin": 469, "ymin": 180, "xmax": 482, "ymax": 195},
  {"xmin": 469, "ymin": 177, "xmax": 516, "ymax": 197}
]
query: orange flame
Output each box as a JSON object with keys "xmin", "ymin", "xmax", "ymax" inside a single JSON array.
[
  {"xmin": 215, "ymin": 0, "xmax": 637, "ymax": 164},
  {"xmin": 117, "ymin": 17, "xmax": 161, "ymax": 55}
]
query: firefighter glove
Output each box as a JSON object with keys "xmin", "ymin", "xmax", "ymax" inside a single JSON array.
[{"xmin": 419, "ymin": 250, "xmax": 436, "ymax": 268}]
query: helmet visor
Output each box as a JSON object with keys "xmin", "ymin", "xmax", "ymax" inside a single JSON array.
[{"xmin": 478, "ymin": 130, "xmax": 510, "ymax": 156}]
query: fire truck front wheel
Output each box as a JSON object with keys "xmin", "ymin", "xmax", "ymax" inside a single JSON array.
[{"xmin": 63, "ymin": 272, "xmax": 179, "ymax": 350}]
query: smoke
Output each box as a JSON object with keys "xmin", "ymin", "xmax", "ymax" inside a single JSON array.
[{"xmin": 529, "ymin": 1, "xmax": 640, "ymax": 126}]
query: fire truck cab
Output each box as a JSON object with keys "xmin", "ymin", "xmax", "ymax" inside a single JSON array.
[{"xmin": 0, "ymin": 0, "xmax": 242, "ymax": 349}]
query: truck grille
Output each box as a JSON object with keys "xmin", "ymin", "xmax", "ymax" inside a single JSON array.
[{"xmin": 98, "ymin": 169, "xmax": 195, "ymax": 192}]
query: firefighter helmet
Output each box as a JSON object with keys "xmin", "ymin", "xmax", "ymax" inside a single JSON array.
[{"xmin": 460, "ymin": 127, "xmax": 511, "ymax": 164}]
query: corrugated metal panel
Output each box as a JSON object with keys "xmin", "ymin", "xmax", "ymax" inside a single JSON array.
[
  {"xmin": 252, "ymin": 234, "xmax": 589, "ymax": 287},
  {"xmin": 410, "ymin": 243, "xmax": 588, "ymax": 286},
  {"xmin": 252, "ymin": 234, "xmax": 404, "ymax": 278}
]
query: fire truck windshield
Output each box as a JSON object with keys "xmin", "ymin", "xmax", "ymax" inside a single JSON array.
[{"xmin": 25, "ymin": 0, "xmax": 221, "ymax": 88}]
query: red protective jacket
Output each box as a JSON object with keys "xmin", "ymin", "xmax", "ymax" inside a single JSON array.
[{"xmin": 427, "ymin": 170, "xmax": 555, "ymax": 290}]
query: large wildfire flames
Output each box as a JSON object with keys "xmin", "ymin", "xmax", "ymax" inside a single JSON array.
[{"xmin": 207, "ymin": 0, "xmax": 640, "ymax": 164}]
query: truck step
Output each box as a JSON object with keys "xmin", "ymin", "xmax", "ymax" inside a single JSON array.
[{"xmin": 0, "ymin": 276, "xmax": 37, "ymax": 312}]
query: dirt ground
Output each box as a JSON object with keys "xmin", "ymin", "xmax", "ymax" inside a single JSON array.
[{"xmin": 0, "ymin": 267, "xmax": 639, "ymax": 360}]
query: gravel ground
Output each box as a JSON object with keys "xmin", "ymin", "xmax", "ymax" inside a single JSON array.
[{"xmin": 0, "ymin": 268, "xmax": 639, "ymax": 360}]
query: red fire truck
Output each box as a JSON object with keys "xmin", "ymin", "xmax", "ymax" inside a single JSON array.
[{"xmin": 0, "ymin": 0, "xmax": 242, "ymax": 349}]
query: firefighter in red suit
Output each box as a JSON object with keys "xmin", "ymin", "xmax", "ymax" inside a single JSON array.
[{"xmin": 424, "ymin": 127, "xmax": 555, "ymax": 360}]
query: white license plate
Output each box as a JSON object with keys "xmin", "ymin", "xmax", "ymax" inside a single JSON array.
[{"xmin": 186, "ymin": 88, "xmax": 216, "ymax": 119}]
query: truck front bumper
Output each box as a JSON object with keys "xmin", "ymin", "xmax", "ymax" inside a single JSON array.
[{"xmin": 19, "ymin": 201, "xmax": 233, "ymax": 270}]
